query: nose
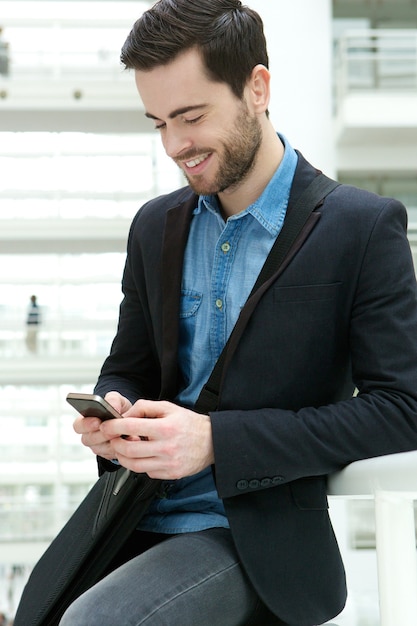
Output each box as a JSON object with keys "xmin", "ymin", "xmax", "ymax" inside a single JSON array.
[{"xmin": 162, "ymin": 127, "xmax": 193, "ymax": 160}]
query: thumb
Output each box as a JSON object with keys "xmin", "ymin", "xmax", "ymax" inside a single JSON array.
[{"xmin": 104, "ymin": 391, "xmax": 132, "ymax": 415}]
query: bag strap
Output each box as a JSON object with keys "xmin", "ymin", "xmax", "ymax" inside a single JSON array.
[{"xmin": 194, "ymin": 173, "xmax": 339, "ymax": 414}]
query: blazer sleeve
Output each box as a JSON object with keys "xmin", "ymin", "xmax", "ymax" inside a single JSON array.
[
  {"xmin": 211, "ymin": 192, "xmax": 417, "ymax": 498},
  {"xmin": 94, "ymin": 205, "xmax": 163, "ymax": 404}
]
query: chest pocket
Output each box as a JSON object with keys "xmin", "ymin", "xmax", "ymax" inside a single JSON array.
[
  {"xmin": 179, "ymin": 290, "xmax": 203, "ymax": 319},
  {"xmin": 178, "ymin": 290, "xmax": 203, "ymax": 386}
]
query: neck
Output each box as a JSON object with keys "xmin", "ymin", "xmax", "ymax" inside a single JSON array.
[{"xmin": 218, "ymin": 126, "xmax": 284, "ymax": 218}]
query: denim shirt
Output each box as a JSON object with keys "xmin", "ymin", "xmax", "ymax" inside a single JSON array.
[{"xmin": 138, "ymin": 135, "xmax": 298, "ymax": 533}]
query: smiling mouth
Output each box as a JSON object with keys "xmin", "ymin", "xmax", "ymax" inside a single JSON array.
[{"xmin": 184, "ymin": 153, "xmax": 210, "ymax": 168}]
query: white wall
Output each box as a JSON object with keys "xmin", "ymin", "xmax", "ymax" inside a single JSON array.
[{"xmin": 250, "ymin": 0, "xmax": 336, "ymax": 176}]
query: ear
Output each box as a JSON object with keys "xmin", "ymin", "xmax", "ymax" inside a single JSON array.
[{"xmin": 247, "ymin": 64, "xmax": 270, "ymax": 114}]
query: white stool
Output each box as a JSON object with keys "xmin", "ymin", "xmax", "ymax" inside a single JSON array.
[{"xmin": 328, "ymin": 451, "xmax": 417, "ymax": 626}]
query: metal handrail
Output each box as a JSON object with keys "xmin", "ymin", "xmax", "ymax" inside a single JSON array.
[{"xmin": 334, "ymin": 28, "xmax": 417, "ymax": 114}]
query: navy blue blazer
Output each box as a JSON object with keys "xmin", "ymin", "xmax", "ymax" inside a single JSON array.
[{"xmin": 96, "ymin": 153, "xmax": 417, "ymax": 625}]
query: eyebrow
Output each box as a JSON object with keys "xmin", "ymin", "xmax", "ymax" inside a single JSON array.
[{"xmin": 145, "ymin": 104, "xmax": 208, "ymax": 121}]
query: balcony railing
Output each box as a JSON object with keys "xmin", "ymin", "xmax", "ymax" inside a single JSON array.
[
  {"xmin": 335, "ymin": 29, "xmax": 417, "ymax": 91},
  {"xmin": 334, "ymin": 29, "xmax": 417, "ymax": 114},
  {"xmin": 0, "ymin": 498, "xmax": 89, "ymax": 542},
  {"xmin": 2, "ymin": 48, "xmax": 127, "ymax": 82}
]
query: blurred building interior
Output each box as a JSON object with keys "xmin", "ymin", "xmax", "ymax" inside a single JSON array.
[{"xmin": 0, "ymin": 0, "xmax": 417, "ymax": 623}]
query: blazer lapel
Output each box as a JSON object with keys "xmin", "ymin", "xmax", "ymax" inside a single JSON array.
[
  {"xmin": 159, "ymin": 154, "xmax": 330, "ymax": 399},
  {"xmin": 217, "ymin": 157, "xmax": 335, "ymax": 385},
  {"xmin": 160, "ymin": 191, "xmax": 197, "ymax": 399}
]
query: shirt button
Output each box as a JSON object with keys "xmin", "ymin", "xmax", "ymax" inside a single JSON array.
[
  {"xmin": 221, "ymin": 242, "xmax": 231, "ymax": 253},
  {"xmin": 215, "ymin": 298, "xmax": 223, "ymax": 310}
]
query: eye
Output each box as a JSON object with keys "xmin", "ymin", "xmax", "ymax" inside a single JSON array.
[
  {"xmin": 184, "ymin": 115, "xmax": 203, "ymax": 125},
  {"xmin": 154, "ymin": 121, "xmax": 166, "ymax": 131}
]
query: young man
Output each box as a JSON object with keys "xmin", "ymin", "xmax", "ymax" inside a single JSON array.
[{"xmin": 60, "ymin": 1, "xmax": 417, "ymax": 625}]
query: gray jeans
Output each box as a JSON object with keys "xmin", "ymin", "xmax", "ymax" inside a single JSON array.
[{"xmin": 59, "ymin": 528, "xmax": 285, "ymax": 626}]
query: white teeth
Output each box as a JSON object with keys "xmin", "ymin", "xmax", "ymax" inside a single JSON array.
[{"xmin": 185, "ymin": 153, "xmax": 209, "ymax": 168}]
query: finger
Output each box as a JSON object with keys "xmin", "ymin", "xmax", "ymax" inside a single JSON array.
[
  {"xmin": 123, "ymin": 399, "xmax": 171, "ymax": 419},
  {"xmin": 110, "ymin": 441, "xmax": 174, "ymax": 478},
  {"xmin": 113, "ymin": 446, "xmax": 183, "ymax": 480},
  {"xmin": 90, "ymin": 440, "xmax": 119, "ymax": 461},
  {"xmin": 104, "ymin": 391, "xmax": 132, "ymax": 415},
  {"xmin": 73, "ymin": 415, "xmax": 102, "ymax": 435},
  {"xmin": 111, "ymin": 435, "xmax": 156, "ymax": 458},
  {"xmin": 101, "ymin": 416, "xmax": 157, "ymax": 441}
]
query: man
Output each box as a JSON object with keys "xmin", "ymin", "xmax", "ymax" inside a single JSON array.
[
  {"xmin": 25, "ymin": 294, "xmax": 41, "ymax": 353},
  {"xmin": 60, "ymin": 1, "xmax": 417, "ymax": 625}
]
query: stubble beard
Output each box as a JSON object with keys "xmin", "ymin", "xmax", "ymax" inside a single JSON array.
[{"xmin": 176, "ymin": 103, "xmax": 263, "ymax": 196}]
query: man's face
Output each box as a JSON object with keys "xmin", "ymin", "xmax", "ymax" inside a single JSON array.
[{"xmin": 135, "ymin": 48, "xmax": 262, "ymax": 195}]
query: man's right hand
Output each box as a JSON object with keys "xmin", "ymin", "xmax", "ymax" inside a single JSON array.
[{"xmin": 72, "ymin": 391, "xmax": 132, "ymax": 461}]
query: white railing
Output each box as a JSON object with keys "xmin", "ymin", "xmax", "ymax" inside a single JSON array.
[
  {"xmin": 329, "ymin": 451, "xmax": 417, "ymax": 625},
  {"xmin": 0, "ymin": 317, "xmax": 117, "ymax": 359},
  {"xmin": 8, "ymin": 49, "xmax": 127, "ymax": 81},
  {"xmin": 0, "ymin": 498, "xmax": 88, "ymax": 542},
  {"xmin": 334, "ymin": 29, "xmax": 417, "ymax": 111}
]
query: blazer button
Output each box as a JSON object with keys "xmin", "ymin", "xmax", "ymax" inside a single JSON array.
[
  {"xmin": 261, "ymin": 477, "xmax": 272, "ymax": 487},
  {"xmin": 237, "ymin": 479, "xmax": 248, "ymax": 490},
  {"xmin": 249, "ymin": 479, "xmax": 260, "ymax": 489},
  {"xmin": 272, "ymin": 475, "xmax": 285, "ymax": 485}
]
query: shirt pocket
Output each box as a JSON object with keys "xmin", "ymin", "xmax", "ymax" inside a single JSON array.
[
  {"xmin": 178, "ymin": 290, "xmax": 203, "ymax": 386},
  {"xmin": 179, "ymin": 290, "xmax": 203, "ymax": 319}
]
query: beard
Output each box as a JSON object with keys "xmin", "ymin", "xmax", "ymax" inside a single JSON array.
[{"xmin": 175, "ymin": 101, "xmax": 263, "ymax": 196}]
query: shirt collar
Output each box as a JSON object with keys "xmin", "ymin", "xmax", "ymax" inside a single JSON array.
[{"xmin": 195, "ymin": 133, "xmax": 298, "ymax": 236}]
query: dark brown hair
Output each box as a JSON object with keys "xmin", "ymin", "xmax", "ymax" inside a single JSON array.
[{"xmin": 120, "ymin": 0, "xmax": 269, "ymax": 100}]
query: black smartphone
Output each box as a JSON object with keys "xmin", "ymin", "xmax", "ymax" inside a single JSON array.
[{"xmin": 66, "ymin": 393, "xmax": 122, "ymax": 421}]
